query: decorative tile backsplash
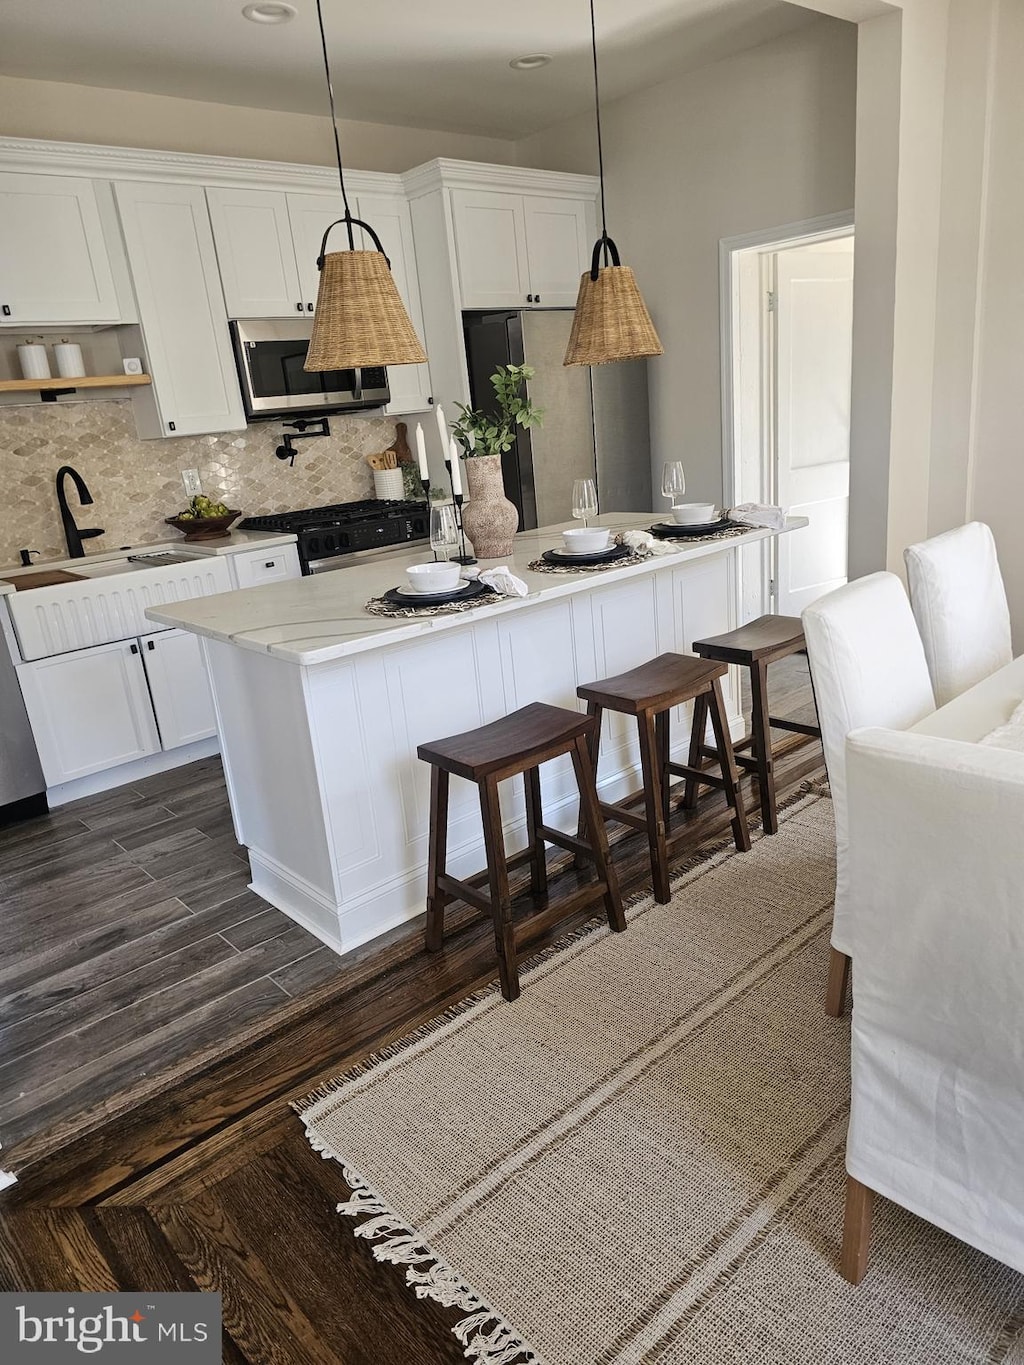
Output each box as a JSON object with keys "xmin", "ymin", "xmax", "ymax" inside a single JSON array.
[{"xmin": 0, "ymin": 400, "xmax": 400, "ymax": 568}]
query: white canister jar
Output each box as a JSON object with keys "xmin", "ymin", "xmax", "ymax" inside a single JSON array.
[
  {"xmin": 54, "ymin": 341, "xmax": 86, "ymax": 379},
  {"xmin": 17, "ymin": 342, "xmax": 50, "ymax": 381}
]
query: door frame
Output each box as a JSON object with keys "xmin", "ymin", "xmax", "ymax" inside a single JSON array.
[{"xmin": 720, "ymin": 211, "xmax": 854, "ymax": 620}]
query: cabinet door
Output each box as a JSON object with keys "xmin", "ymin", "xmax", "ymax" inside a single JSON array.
[
  {"xmin": 356, "ymin": 193, "xmax": 433, "ymax": 414},
  {"xmin": 287, "ymin": 192, "xmax": 348, "ymax": 313},
  {"xmin": 17, "ymin": 640, "xmax": 160, "ymax": 786},
  {"xmin": 140, "ymin": 629, "xmax": 217, "ymax": 750},
  {"xmin": 451, "ymin": 190, "xmax": 531, "ymax": 308},
  {"xmin": 522, "ymin": 196, "xmax": 592, "ymax": 307},
  {"xmin": 114, "ymin": 181, "xmax": 246, "ymax": 437},
  {"xmin": 206, "ymin": 187, "xmax": 303, "ymax": 319},
  {"xmin": 0, "ymin": 172, "xmax": 121, "ymax": 324}
]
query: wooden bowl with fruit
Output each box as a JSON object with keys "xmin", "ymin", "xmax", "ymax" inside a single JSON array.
[{"xmin": 166, "ymin": 496, "xmax": 241, "ymax": 541}]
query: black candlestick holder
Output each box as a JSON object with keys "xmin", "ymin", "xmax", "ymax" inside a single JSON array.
[{"xmin": 444, "ymin": 459, "xmax": 477, "ymax": 565}]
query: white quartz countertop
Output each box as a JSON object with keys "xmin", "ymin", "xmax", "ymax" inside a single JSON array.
[
  {"xmin": 145, "ymin": 514, "xmax": 806, "ymax": 667},
  {"xmin": 0, "ymin": 529, "xmax": 297, "ymax": 597}
]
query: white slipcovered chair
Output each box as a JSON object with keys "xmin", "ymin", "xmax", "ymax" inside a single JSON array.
[
  {"xmin": 905, "ymin": 521, "xmax": 1012, "ymax": 707},
  {"xmin": 801, "ymin": 573, "xmax": 935, "ymax": 1015},
  {"xmin": 840, "ymin": 726, "xmax": 1024, "ymax": 1282}
]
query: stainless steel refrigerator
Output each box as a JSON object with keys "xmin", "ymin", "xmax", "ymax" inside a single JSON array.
[{"xmin": 463, "ymin": 309, "xmax": 652, "ymax": 529}]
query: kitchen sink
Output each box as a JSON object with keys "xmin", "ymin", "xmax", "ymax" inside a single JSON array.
[{"xmin": 71, "ymin": 559, "xmax": 145, "ymax": 578}]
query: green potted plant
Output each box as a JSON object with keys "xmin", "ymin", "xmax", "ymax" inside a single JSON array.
[{"xmin": 451, "ymin": 364, "xmax": 544, "ymax": 558}]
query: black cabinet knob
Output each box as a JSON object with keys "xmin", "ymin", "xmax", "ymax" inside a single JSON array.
[
  {"xmin": 1, "ymin": 304, "xmax": 10, "ymax": 317},
  {"xmin": 296, "ymin": 302, "xmax": 304, "ymax": 312},
  {"xmin": 147, "ymin": 638, "xmax": 155, "ymax": 651},
  {"xmin": 168, "ymin": 420, "xmax": 176, "ymax": 431},
  {"xmin": 307, "ymin": 302, "xmax": 314, "ymax": 311},
  {"xmin": 526, "ymin": 294, "xmax": 534, "ymax": 303},
  {"xmin": 130, "ymin": 642, "xmax": 139, "ymax": 654}
]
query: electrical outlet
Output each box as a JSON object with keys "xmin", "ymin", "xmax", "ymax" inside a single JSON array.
[{"xmin": 181, "ymin": 469, "xmax": 202, "ymax": 498}]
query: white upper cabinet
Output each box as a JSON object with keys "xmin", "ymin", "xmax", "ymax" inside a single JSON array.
[
  {"xmin": 522, "ymin": 196, "xmax": 591, "ymax": 308},
  {"xmin": 451, "ymin": 189, "xmax": 593, "ymax": 309},
  {"xmin": 0, "ymin": 172, "xmax": 123, "ymax": 325},
  {"xmin": 287, "ymin": 191, "xmax": 348, "ymax": 314},
  {"xmin": 355, "ymin": 193, "xmax": 432, "ymax": 415},
  {"xmin": 114, "ymin": 180, "xmax": 246, "ymax": 438},
  {"xmin": 451, "ymin": 190, "xmax": 531, "ymax": 308},
  {"xmin": 206, "ymin": 187, "xmax": 303, "ymax": 318}
]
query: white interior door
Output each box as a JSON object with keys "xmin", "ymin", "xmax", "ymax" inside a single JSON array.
[{"xmin": 774, "ymin": 242, "xmax": 854, "ymax": 615}]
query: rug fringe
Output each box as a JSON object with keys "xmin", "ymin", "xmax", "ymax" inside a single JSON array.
[{"xmin": 328, "ymin": 1162, "xmax": 544, "ymax": 1365}]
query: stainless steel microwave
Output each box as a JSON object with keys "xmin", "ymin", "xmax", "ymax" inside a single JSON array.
[{"xmin": 229, "ymin": 318, "xmax": 390, "ymax": 421}]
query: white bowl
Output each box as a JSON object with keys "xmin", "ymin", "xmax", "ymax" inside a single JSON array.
[
  {"xmin": 671, "ymin": 502, "xmax": 718, "ymax": 525},
  {"xmin": 562, "ymin": 527, "xmax": 611, "ymax": 553},
  {"xmin": 405, "ymin": 561, "xmax": 461, "ymax": 594}
]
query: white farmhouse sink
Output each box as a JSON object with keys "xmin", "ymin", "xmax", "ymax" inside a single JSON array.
[
  {"xmin": 8, "ymin": 556, "xmax": 233, "ymax": 659},
  {"xmin": 72, "ymin": 559, "xmax": 147, "ymax": 578}
]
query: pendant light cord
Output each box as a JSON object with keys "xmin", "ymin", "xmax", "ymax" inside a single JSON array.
[
  {"xmin": 314, "ymin": 0, "xmax": 355, "ymax": 249},
  {"xmin": 589, "ymin": 0, "xmax": 609, "ymax": 264}
]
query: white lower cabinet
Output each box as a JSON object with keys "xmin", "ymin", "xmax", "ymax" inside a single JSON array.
[
  {"xmin": 228, "ymin": 543, "xmax": 301, "ymax": 590},
  {"xmin": 140, "ymin": 629, "xmax": 217, "ymax": 750},
  {"xmin": 18, "ymin": 639, "xmax": 161, "ymax": 786},
  {"xmin": 17, "ymin": 629, "xmax": 216, "ymax": 787}
]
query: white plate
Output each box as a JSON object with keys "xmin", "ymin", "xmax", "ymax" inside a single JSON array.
[
  {"xmin": 547, "ymin": 544, "xmax": 619, "ymax": 561},
  {"xmin": 390, "ymin": 580, "xmax": 472, "ymax": 604}
]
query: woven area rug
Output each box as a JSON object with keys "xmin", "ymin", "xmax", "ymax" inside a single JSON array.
[{"xmin": 297, "ymin": 794, "xmax": 1024, "ymax": 1364}]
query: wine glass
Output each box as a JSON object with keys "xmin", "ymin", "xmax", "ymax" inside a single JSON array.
[
  {"xmin": 571, "ymin": 478, "xmax": 599, "ymax": 528},
  {"xmin": 661, "ymin": 461, "xmax": 687, "ymax": 508},
  {"xmin": 429, "ymin": 503, "xmax": 459, "ymax": 561}
]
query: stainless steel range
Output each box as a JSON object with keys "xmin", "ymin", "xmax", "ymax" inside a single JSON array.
[{"xmin": 238, "ymin": 499, "xmax": 430, "ymax": 574}]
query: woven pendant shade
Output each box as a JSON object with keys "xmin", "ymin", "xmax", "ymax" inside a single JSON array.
[
  {"xmin": 305, "ymin": 247, "xmax": 427, "ymax": 371},
  {"xmin": 564, "ymin": 259, "xmax": 664, "ymax": 366}
]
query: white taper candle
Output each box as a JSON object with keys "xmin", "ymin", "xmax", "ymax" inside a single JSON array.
[
  {"xmin": 414, "ymin": 422, "xmax": 429, "ymax": 480},
  {"xmin": 449, "ymin": 438, "xmax": 463, "ymax": 496}
]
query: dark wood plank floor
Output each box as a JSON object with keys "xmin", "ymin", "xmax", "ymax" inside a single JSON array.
[
  {"xmin": 0, "ymin": 654, "xmax": 825, "ymax": 1364},
  {"xmin": 0, "ymin": 756, "xmax": 345, "ymax": 1153}
]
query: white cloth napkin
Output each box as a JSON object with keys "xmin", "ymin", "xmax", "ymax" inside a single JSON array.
[
  {"xmin": 729, "ymin": 503, "xmax": 787, "ymax": 531},
  {"xmin": 619, "ymin": 529, "xmax": 677, "ymax": 558},
  {"xmin": 980, "ymin": 699, "xmax": 1024, "ymax": 753},
  {"xmin": 479, "ymin": 565, "xmax": 529, "ymax": 597}
]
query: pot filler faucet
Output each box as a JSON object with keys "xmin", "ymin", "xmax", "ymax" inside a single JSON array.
[{"xmin": 55, "ymin": 465, "xmax": 104, "ymax": 558}]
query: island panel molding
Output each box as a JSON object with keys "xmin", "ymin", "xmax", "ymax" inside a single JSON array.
[{"xmin": 148, "ymin": 517, "xmax": 804, "ymax": 956}]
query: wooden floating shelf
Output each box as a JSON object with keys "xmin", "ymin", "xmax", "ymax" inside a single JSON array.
[{"xmin": 0, "ymin": 374, "xmax": 152, "ymax": 393}]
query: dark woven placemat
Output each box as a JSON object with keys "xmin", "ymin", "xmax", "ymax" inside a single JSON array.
[
  {"xmin": 364, "ymin": 590, "xmax": 500, "ymax": 619},
  {"xmin": 527, "ymin": 551, "xmax": 645, "ymax": 575}
]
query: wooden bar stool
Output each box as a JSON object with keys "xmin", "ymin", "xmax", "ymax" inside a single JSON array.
[
  {"xmin": 418, "ymin": 701, "xmax": 625, "ymax": 1002},
  {"xmin": 576, "ymin": 654, "xmax": 751, "ymax": 905},
  {"xmin": 691, "ymin": 615, "xmax": 821, "ymax": 835}
]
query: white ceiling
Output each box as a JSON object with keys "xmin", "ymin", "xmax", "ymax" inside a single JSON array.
[{"xmin": 0, "ymin": 0, "xmax": 821, "ymax": 141}]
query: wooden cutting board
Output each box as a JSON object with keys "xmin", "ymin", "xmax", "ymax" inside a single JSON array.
[{"xmin": 1, "ymin": 569, "xmax": 85, "ymax": 590}]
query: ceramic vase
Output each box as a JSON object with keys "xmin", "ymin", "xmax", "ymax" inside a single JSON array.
[{"xmin": 461, "ymin": 454, "xmax": 519, "ymax": 558}]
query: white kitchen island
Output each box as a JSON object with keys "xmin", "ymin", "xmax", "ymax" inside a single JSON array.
[{"xmin": 147, "ymin": 514, "xmax": 806, "ymax": 956}]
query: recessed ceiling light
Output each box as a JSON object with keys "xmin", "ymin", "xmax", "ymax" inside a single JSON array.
[
  {"xmin": 242, "ymin": 2, "xmax": 297, "ymax": 23},
  {"xmin": 509, "ymin": 53, "xmax": 553, "ymax": 71}
]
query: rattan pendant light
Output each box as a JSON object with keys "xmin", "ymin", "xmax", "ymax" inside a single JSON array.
[
  {"xmin": 304, "ymin": 0, "xmax": 426, "ymax": 372},
  {"xmin": 563, "ymin": 0, "xmax": 663, "ymax": 367}
]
